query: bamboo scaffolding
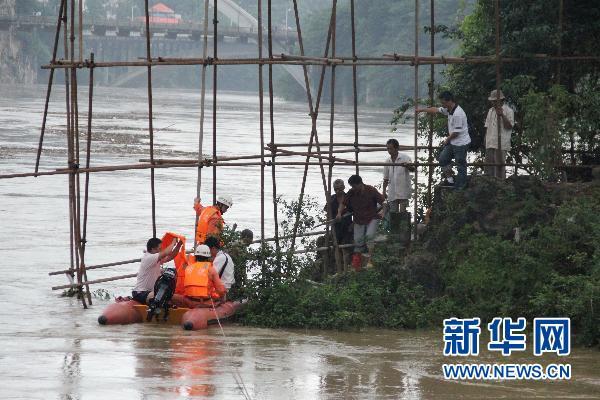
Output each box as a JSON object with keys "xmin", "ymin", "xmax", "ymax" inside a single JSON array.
[{"xmin": 33, "ymin": 0, "xmax": 596, "ymax": 300}]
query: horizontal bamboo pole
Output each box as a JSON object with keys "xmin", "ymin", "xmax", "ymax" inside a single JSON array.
[
  {"xmin": 3, "ymin": 160, "xmax": 597, "ymax": 181},
  {"xmin": 41, "ymin": 53, "xmax": 600, "ymax": 71},
  {"xmin": 268, "ymin": 147, "xmax": 356, "ymax": 164},
  {"xmin": 252, "ymin": 230, "xmax": 326, "ymax": 244},
  {"xmin": 49, "ymin": 257, "xmax": 141, "ymax": 276},
  {"xmin": 52, "ymin": 273, "xmax": 137, "ymax": 290},
  {"xmin": 293, "ymin": 243, "xmax": 354, "ymax": 255}
]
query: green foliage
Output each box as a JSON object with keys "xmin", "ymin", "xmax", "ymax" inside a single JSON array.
[
  {"xmin": 240, "ymin": 176, "xmax": 600, "ymax": 346},
  {"xmin": 443, "ymin": 0, "xmax": 600, "ymax": 164}
]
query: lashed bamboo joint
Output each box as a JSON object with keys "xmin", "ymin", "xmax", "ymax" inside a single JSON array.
[{"xmin": 12, "ymin": 0, "xmax": 592, "ymax": 302}]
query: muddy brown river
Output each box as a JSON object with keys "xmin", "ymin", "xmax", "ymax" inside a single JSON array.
[{"xmin": 0, "ymin": 85, "xmax": 598, "ymax": 399}]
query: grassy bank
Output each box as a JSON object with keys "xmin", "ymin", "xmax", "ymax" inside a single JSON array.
[{"xmin": 234, "ymin": 176, "xmax": 600, "ymax": 346}]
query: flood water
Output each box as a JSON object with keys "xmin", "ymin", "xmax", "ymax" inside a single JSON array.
[{"xmin": 0, "ymin": 84, "xmax": 599, "ymax": 399}]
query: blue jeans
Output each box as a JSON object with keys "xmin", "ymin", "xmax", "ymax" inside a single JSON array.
[{"xmin": 438, "ymin": 144, "xmax": 468, "ymax": 189}]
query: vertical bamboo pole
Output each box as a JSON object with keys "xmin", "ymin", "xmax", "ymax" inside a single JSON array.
[
  {"xmin": 35, "ymin": 0, "xmax": 66, "ymax": 174},
  {"xmin": 143, "ymin": 0, "xmax": 157, "ymax": 237},
  {"xmin": 327, "ymin": 2, "xmax": 342, "ymax": 274},
  {"xmin": 194, "ymin": 0, "xmax": 210, "ymax": 249},
  {"xmin": 495, "ymin": 0, "xmax": 503, "ymax": 179},
  {"xmin": 78, "ymin": 0, "xmax": 82, "ymax": 61},
  {"xmin": 80, "ymin": 52, "xmax": 95, "ymax": 305},
  {"xmin": 350, "ymin": 0, "xmax": 359, "ymax": 175},
  {"xmin": 413, "ymin": 0, "xmax": 420, "ymax": 239},
  {"xmin": 212, "ymin": 0, "xmax": 218, "ymax": 205},
  {"xmin": 427, "ymin": 0, "xmax": 435, "ymax": 207},
  {"xmin": 557, "ymin": 0, "xmax": 573, "ymax": 166},
  {"xmin": 258, "ymin": 0, "xmax": 265, "ymax": 244},
  {"xmin": 62, "ymin": 0, "xmax": 75, "ymax": 290},
  {"xmin": 289, "ymin": 0, "xmax": 335, "ymax": 253},
  {"xmin": 70, "ymin": 0, "xmax": 86, "ymax": 307},
  {"xmin": 267, "ymin": 0, "xmax": 280, "ymax": 254}
]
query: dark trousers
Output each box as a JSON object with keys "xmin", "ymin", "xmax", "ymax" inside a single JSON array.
[{"xmin": 439, "ymin": 144, "xmax": 469, "ymax": 189}]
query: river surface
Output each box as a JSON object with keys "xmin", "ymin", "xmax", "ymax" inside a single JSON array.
[{"xmin": 0, "ymin": 85, "xmax": 599, "ymax": 399}]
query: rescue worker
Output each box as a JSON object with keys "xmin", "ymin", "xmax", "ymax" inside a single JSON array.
[
  {"xmin": 183, "ymin": 244, "xmax": 226, "ymax": 307},
  {"xmin": 193, "ymin": 195, "xmax": 233, "ymax": 245},
  {"xmin": 205, "ymin": 236, "xmax": 235, "ymax": 299},
  {"xmin": 132, "ymin": 237, "xmax": 183, "ymax": 305}
]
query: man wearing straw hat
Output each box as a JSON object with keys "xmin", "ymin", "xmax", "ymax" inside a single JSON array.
[{"xmin": 484, "ymin": 89, "xmax": 514, "ymax": 179}]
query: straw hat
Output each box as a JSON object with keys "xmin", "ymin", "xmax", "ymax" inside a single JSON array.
[{"xmin": 488, "ymin": 89, "xmax": 505, "ymax": 101}]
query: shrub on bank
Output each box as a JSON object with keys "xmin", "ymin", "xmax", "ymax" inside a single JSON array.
[{"xmin": 234, "ymin": 177, "xmax": 600, "ymax": 346}]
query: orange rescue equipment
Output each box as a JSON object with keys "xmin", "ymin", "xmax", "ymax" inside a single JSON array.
[
  {"xmin": 160, "ymin": 232, "xmax": 188, "ymax": 295},
  {"xmin": 184, "ymin": 261, "xmax": 212, "ymax": 298},
  {"xmin": 194, "ymin": 204, "xmax": 224, "ymax": 244}
]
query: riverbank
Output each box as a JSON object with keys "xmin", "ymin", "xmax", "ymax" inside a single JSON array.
[{"xmin": 238, "ymin": 176, "xmax": 600, "ymax": 346}]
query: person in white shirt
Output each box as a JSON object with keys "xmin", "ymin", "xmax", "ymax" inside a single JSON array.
[
  {"xmin": 417, "ymin": 91, "xmax": 471, "ymax": 189},
  {"xmin": 484, "ymin": 89, "xmax": 514, "ymax": 179},
  {"xmin": 204, "ymin": 236, "xmax": 235, "ymax": 296},
  {"xmin": 132, "ymin": 237, "xmax": 182, "ymax": 305},
  {"xmin": 383, "ymin": 138, "xmax": 414, "ymax": 213}
]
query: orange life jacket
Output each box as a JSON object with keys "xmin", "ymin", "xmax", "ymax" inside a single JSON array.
[
  {"xmin": 195, "ymin": 205, "xmax": 224, "ymax": 244},
  {"xmin": 184, "ymin": 261, "xmax": 212, "ymax": 298}
]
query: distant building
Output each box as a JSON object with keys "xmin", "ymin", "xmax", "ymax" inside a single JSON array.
[{"xmin": 138, "ymin": 3, "xmax": 181, "ymax": 25}]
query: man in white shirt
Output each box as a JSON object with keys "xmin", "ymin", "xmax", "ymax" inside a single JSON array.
[
  {"xmin": 417, "ymin": 91, "xmax": 471, "ymax": 189},
  {"xmin": 383, "ymin": 138, "xmax": 414, "ymax": 213},
  {"xmin": 132, "ymin": 237, "xmax": 182, "ymax": 305},
  {"xmin": 484, "ymin": 89, "xmax": 514, "ymax": 179},
  {"xmin": 205, "ymin": 236, "xmax": 235, "ymax": 294}
]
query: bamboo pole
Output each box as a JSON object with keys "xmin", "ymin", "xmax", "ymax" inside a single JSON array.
[
  {"xmin": 350, "ymin": 0, "xmax": 359, "ymax": 175},
  {"xmin": 495, "ymin": 0, "xmax": 502, "ymax": 179},
  {"xmin": 4, "ymin": 160, "xmax": 596, "ymax": 181},
  {"xmin": 212, "ymin": 0, "xmax": 218, "ymax": 205},
  {"xmin": 269, "ymin": 147, "xmax": 356, "ymax": 164},
  {"xmin": 327, "ymin": 0, "xmax": 343, "ymax": 275},
  {"xmin": 34, "ymin": 0, "xmax": 66, "ymax": 175},
  {"xmin": 52, "ymin": 273, "xmax": 138, "ymax": 291},
  {"xmin": 267, "ymin": 0, "xmax": 280, "ymax": 254},
  {"xmin": 41, "ymin": 54, "xmax": 600, "ymax": 70},
  {"xmin": 194, "ymin": 0, "xmax": 210, "ymax": 249},
  {"xmin": 143, "ymin": 0, "xmax": 157, "ymax": 237},
  {"xmin": 413, "ymin": 0, "xmax": 420, "ymax": 239},
  {"xmin": 289, "ymin": 0, "xmax": 335, "ymax": 253},
  {"xmin": 427, "ymin": 0, "xmax": 435, "ymax": 207},
  {"xmin": 258, "ymin": 0, "xmax": 265, "ymax": 244}
]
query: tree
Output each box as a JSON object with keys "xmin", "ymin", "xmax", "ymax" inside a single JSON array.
[{"xmin": 444, "ymin": 0, "xmax": 600, "ymax": 176}]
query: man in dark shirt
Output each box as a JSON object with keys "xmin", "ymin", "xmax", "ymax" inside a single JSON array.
[
  {"xmin": 325, "ymin": 179, "xmax": 353, "ymax": 269},
  {"xmin": 336, "ymin": 175, "xmax": 385, "ymax": 268}
]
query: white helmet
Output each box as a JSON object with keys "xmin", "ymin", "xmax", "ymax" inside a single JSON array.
[
  {"xmin": 194, "ymin": 245, "xmax": 211, "ymax": 257},
  {"xmin": 216, "ymin": 194, "xmax": 233, "ymax": 208}
]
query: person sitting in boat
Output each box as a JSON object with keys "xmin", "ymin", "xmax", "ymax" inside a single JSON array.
[
  {"xmin": 183, "ymin": 244, "xmax": 227, "ymax": 307},
  {"xmin": 193, "ymin": 194, "xmax": 233, "ymax": 245},
  {"xmin": 205, "ymin": 236, "xmax": 235, "ymax": 300},
  {"xmin": 132, "ymin": 237, "xmax": 183, "ymax": 305}
]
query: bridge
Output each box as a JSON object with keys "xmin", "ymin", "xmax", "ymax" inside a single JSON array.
[{"xmin": 1, "ymin": 0, "xmax": 305, "ymax": 88}]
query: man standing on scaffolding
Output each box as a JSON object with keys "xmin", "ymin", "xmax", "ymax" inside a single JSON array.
[
  {"xmin": 417, "ymin": 91, "xmax": 471, "ymax": 189},
  {"xmin": 194, "ymin": 195, "xmax": 233, "ymax": 245},
  {"xmin": 336, "ymin": 175, "xmax": 385, "ymax": 269}
]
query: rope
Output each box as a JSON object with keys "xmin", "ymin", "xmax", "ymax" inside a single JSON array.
[{"xmin": 210, "ymin": 298, "xmax": 252, "ymax": 400}]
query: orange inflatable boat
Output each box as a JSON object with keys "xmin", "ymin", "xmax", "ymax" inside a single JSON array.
[
  {"xmin": 97, "ymin": 298, "xmax": 243, "ymax": 330},
  {"xmin": 97, "ymin": 231, "xmax": 244, "ymax": 330}
]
